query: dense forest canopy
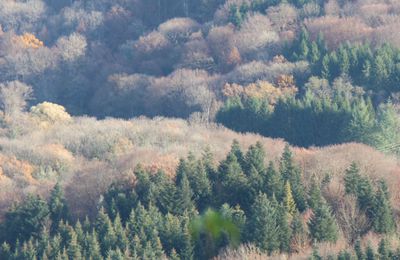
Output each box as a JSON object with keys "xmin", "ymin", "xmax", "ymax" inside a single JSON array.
[{"xmin": 1, "ymin": 0, "xmax": 400, "ymax": 259}]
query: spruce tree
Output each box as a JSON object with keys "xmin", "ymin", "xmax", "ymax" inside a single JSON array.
[
  {"xmin": 280, "ymin": 145, "xmax": 307, "ymax": 211},
  {"xmin": 247, "ymin": 193, "xmax": 279, "ymax": 254},
  {"xmin": 95, "ymin": 207, "xmax": 117, "ymax": 256},
  {"xmin": 308, "ymin": 201, "xmax": 338, "ymax": 243},
  {"xmin": 283, "ymin": 181, "xmax": 297, "ymax": 217},
  {"xmin": 378, "ymin": 238, "xmax": 390, "ymax": 260},
  {"xmin": 219, "ymin": 152, "xmax": 249, "ymax": 209},
  {"xmin": 48, "ymin": 183, "xmax": 69, "ymax": 234},
  {"xmin": 277, "ymin": 203, "xmax": 291, "ymax": 253},
  {"xmin": 265, "ymin": 161, "xmax": 283, "ymax": 199},
  {"xmin": 372, "ymin": 181, "xmax": 395, "ymax": 234},
  {"xmin": 308, "ymin": 176, "xmax": 323, "ymax": 210},
  {"xmin": 366, "ymin": 244, "xmax": 375, "ymax": 260}
]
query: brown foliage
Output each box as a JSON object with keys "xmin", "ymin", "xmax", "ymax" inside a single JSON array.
[{"xmin": 305, "ymin": 16, "xmax": 373, "ymax": 48}]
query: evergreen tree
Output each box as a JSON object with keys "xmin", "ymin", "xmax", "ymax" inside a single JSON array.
[
  {"xmin": 95, "ymin": 207, "xmax": 117, "ymax": 256},
  {"xmin": 308, "ymin": 201, "xmax": 338, "ymax": 243},
  {"xmin": 67, "ymin": 230, "xmax": 82, "ymax": 260},
  {"xmin": 283, "ymin": 181, "xmax": 297, "ymax": 217},
  {"xmin": 244, "ymin": 141, "xmax": 266, "ymax": 175},
  {"xmin": 247, "ymin": 193, "xmax": 279, "ymax": 254},
  {"xmin": 308, "ymin": 176, "xmax": 323, "ymax": 210},
  {"xmin": 219, "ymin": 152, "xmax": 249, "ymax": 209},
  {"xmin": 280, "ymin": 145, "xmax": 307, "ymax": 211},
  {"xmin": 378, "ymin": 238, "xmax": 390, "ymax": 260},
  {"xmin": 344, "ymin": 162, "xmax": 361, "ymax": 194},
  {"xmin": 175, "ymin": 170, "xmax": 195, "ymax": 215},
  {"xmin": 48, "ymin": 183, "xmax": 69, "ymax": 234},
  {"xmin": 113, "ymin": 214, "xmax": 128, "ymax": 251},
  {"xmin": 264, "ymin": 161, "xmax": 283, "ymax": 199},
  {"xmin": 372, "ymin": 181, "xmax": 395, "ymax": 234},
  {"xmin": 2, "ymin": 194, "xmax": 50, "ymax": 244},
  {"xmin": 321, "ymin": 54, "xmax": 331, "ymax": 79},
  {"xmin": 354, "ymin": 239, "xmax": 364, "ymax": 260},
  {"xmin": 366, "ymin": 244, "xmax": 375, "ymax": 260},
  {"xmin": 277, "ymin": 203, "xmax": 291, "ymax": 252}
]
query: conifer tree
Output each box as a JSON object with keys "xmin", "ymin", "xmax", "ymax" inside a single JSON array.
[
  {"xmin": 372, "ymin": 181, "xmax": 395, "ymax": 234},
  {"xmin": 308, "ymin": 201, "xmax": 338, "ymax": 243},
  {"xmin": 378, "ymin": 238, "xmax": 390, "ymax": 260},
  {"xmin": 175, "ymin": 170, "xmax": 195, "ymax": 215},
  {"xmin": 113, "ymin": 214, "xmax": 128, "ymax": 252},
  {"xmin": 354, "ymin": 239, "xmax": 364, "ymax": 260},
  {"xmin": 277, "ymin": 203, "xmax": 291, "ymax": 253},
  {"xmin": 283, "ymin": 181, "xmax": 297, "ymax": 217},
  {"xmin": 244, "ymin": 141, "xmax": 266, "ymax": 175},
  {"xmin": 95, "ymin": 207, "xmax": 116, "ymax": 256},
  {"xmin": 265, "ymin": 161, "xmax": 283, "ymax": 199},
  {"xmin": 321, "ymin": 54, "xmax": 331, "ymax": 79},
  {"xmin": 280, "ymin": 145, "xmax": 307, "ymax": 211},
  {"xmin": 344, "ymin": 162, "xmax": 361, "ymax": 194},
  {"xmin": 219, "ymin": 152, "xmax": 249, "ymax": 208},
  {"xmin": 230, "ymin": 140, "xmax": 245, "ymax": 169},
  {"xmin": 86, "ymin": 230, "xmax": 102, "ymax": 260},
  {"xmin": 308, "ymin": 176, "xmax": 322, "ymax": 210},
  {"xmin": 48, "ymin": 183, "xmax": 69, "ymax": 234},
  {"xmin": 366, "ymin": 244, "xmax": 376, "ymax": 260},
  {"xmin": 247, "ymin": 193, "xmax": 279, "ymax": 254},
  {"xmin": 67, "ymin": 230, "xmax": 82, "ymax": 260}
]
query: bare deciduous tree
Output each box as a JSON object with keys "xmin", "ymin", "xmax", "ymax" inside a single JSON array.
[{"xmin": 0, "ymin": 81, "xmax": 33, "ymax": 118}]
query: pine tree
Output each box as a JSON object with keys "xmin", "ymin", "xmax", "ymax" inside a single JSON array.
[
  {"xmin": 230, "ymin": 140, "xmax": 245, "ymax": 169},
  {"xmin": 67, "ymin": 230, "xmax": 82, "ymax": 260},
  {"xmin": 309, "ymin": 41, "xmax": 321, "ymax": 64},
  {"xmin": 366, "ymin": 243, "xmax": 375, "ymax": 260},
  {"xmin": 321, "ymin": 54, "xmax": 331, "ymax": 79},
  {"xmin": 372, "ymin": 181, "xmax": 395, "ymax": 234},
  {"xmin": 347, "ymin": 97, "xmax": 376, "ymax": 143},
  {"xmin": 3, "ymin": 194, "xmax": 50, "ymax": 244},
  {"xmin": 283, "ymin": 181, "xmax": 297, "ymax": 217},
  {"xmin": 219, "ymin": 152, "xmax": 249, "ymax": 208},
  {"xmin": 280, "ymin": 145, "xmax": 307, "ymax": 211},
  {"xmin": 114, "ymin": 214, "xmax": 128, "ymax": 251},
  {"xmin": 308, "ymin": 201, "xmax": 338, "ymax": 243},
  {"xmin": 354, "ymin": 239, "xmax": 364, "ymax": 260},
  {"xmin": 175, "ymin": 170, "xmax": 195, "ymax": 215},
  {"xmin": 96, "ymin": 207, "xmax": 117, "ymax": 256},
  {"xmin": 378, "ymin": 238, "xmax": 390, "ymax": 260},
  {"xmin": 344, "ymin": 162, "xmax": 361, "ymax": 195},
  {"xmin": 308, "ymin": 176, "xmax": 322, "ymax": 210},
  {"xmin": 247, "ymin": 193, "xmax": 279, "ymax": 254},
  {"xmin": 264, "ymin": 161, "xmax": 283, "ymax": 199},
  {"xmin": 277, "ymin": 203, "xmax": 291, "ymax": 253},
  {"xmin": 48, "ymin": 183, "xmax": 69, "ymax": 234},
  {"xmin": 86, "ymin": 230, "xmax": 102, "ymax": 260},
  {"xmin": 338, "ymin": 46, "xmax": 350, "ymax": 75},
  {"xmin": 0, "ymin": 242, "xmax": 11, "ymax": 260},
  {"xmin": 188, "ymin": 160, "xmax": 212, "ymax": 211},
  {"xmin": 244, "ymin": 141, "xmax": 266, "ymax": 175}
]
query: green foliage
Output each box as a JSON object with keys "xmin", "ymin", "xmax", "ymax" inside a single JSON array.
[
  {"xmin": 0, "ymin": 145, "xmax": 398, "ymax": 259},
  {"xmin": 247, "ymin": 193, "xmax": 279, "ymax": 254},
  {"xmin": 1, "ymin": 195, "xmax": 49, "ymax": 244},
  {"xmin": 308, "ymin": 201, "xmax": 338, "ymax": 243}
]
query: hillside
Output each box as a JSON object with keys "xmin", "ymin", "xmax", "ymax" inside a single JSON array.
[{"xmin": 1, "ymin": 0, "xmax": 400, "ymax": 259}]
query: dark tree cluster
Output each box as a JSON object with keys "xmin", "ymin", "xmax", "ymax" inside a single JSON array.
[{"xmin": 0, "ymin": 143, "xmax": 396, "ymax": 259}]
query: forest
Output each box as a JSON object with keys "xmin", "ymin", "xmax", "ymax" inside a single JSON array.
[{"xmin": 1, "ymin": 0, "xmax": 400, "ymax": 259}]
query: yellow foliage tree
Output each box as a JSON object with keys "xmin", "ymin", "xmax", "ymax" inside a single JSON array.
[
  {"xmin": 283, "ymin": 181, "xmax": 297, "ymax": 217},
  {"xmin": 15, "ymin": 33, "xmax": 44, "ymax": 49},
  {"xmin": 30, "ymin": 102, "xmax": 72, "ymax": 128}
]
